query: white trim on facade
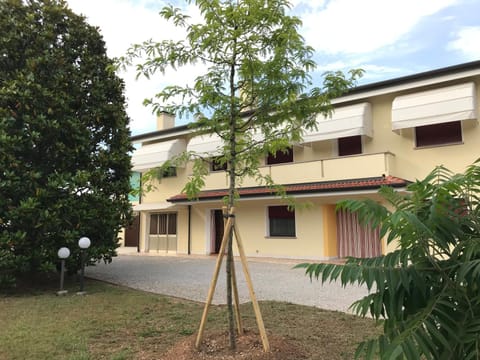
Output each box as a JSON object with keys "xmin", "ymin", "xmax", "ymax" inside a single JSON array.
[
  {"xmin": 392, "ymin": 82, "xmax": 478, "ymax": 130},
  {"xmin": 302, "ymin": 102, "xmax": 373, "ymax": 143},
  {"xmin": 133, "ymin": 202, "xmax": 176, "ymax": 211}
]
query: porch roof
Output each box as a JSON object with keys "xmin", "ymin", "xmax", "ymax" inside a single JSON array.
[{"xmin": 167, "ymin": 176, "xmax": 409, "ymax": 203}]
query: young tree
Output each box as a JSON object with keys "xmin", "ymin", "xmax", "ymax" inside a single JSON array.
[
  {"xmin": 0, "ymin": 0, "xmax": 133, "ymax": 287},
  {"xmin": 298, "ymin": 162, "xmax": 480, "ymax": 359},
  {"xmin": 123, "ymin": 0, "xmax": 361, "ymax": 349}
]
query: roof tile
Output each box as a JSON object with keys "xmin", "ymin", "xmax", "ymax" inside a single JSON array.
[{"xmin": 168, "ymin": 176, "xmax": 409, "ymax": 202}]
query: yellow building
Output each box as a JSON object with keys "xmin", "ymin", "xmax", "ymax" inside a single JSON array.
[{"xmin": 123, "ymin": 60, "xmax": 480, "ymax": 260}]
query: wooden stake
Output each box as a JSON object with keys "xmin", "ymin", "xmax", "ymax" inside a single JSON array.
[
  {"xmin": 195, "ymin": 207, "xmax": 269, "ymax": 352},
  {"xmin": 195, "ymin": 215, "xmax": 233, "ymax": 348},
  {"xmin": 233, "ymin": 221, "xmax": 270, "ymax": 352}
]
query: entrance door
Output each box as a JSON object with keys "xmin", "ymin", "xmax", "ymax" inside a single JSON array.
[
  {"xmin": 336, "ymin": 209, "xmax": 381, "ymax": 258},
  {"xmin": 124, "ymin": 214, "xmax": 140, "ymax": 248},
  {"xmin": 212, "ymin": 209, "xmax": 224, "ymax": 254}
]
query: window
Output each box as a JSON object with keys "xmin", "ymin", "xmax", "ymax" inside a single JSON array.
[
  {"xmin": 338, "ymin": 135, "xmax": 362, "ymax": 156},
  {"xmin": 268, "ymin": 206, "xmax": 295, "ymax": 237},
  {"xmin": 415, "ymin": 121, "xmax": 462, "ymax": 148},
  {"xmin": 267, "ymin": 147, "xmax": 293, "ymax": 165},
  {"xmin": 161, "ymin": 166, "xmax": 177, "ymax": 178},
  {"xmin": 210, "ymin": 156, "xmax": 227, "ymax": 172},
  {"xmin": 149, "ymin": 213, "xmax": 177, "ymax": 235}
]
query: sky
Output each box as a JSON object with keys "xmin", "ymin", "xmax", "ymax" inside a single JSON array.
[{"xmin": 65, "ymin": 0, "xmax": 480, "ymax": 136}]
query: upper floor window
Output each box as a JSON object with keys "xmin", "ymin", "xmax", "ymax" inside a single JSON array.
[
  {"xmin": 268, "ymin": 205, "xmax": 296, "ymax": 237},
  {"xmin": 210, "ymin": 156, "xmax": 227, "ymax": 172},
  {"xmin": 267, "ymin": 147, "xmax": 293, "ymax": 165},
  {"xmin": 415, "ymin": 121, "xmax": 462, "ymax": 148},
  {"xmin": 338, "ymin": 135, "xmax": 362, "ymax": 156},
  {"xmin": 161, "ymin": 166, "xmax": 177, "ymax": 178}
]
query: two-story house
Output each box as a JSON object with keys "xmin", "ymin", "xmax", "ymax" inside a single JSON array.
[{"xmin": 122, "ymin": 60, "xmax": 480, "ymax": 261}]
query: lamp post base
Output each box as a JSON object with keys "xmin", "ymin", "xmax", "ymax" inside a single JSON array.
[{"xmin": 56, "ymin": 290, "xmax": 68, "ymax": 296}]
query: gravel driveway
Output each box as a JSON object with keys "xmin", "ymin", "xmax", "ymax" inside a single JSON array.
[{"xmin": 85, "ymin": 254, "xmax": 369, "ymax": 313}]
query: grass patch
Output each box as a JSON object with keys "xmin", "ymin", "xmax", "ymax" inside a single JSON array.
[{"xmin": 0, "ymin": 277, "xmax": 381, "ymax": 359}]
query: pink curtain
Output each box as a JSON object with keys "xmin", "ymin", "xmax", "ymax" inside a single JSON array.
[{"xmin": 336, "ymin": 209, "xmax": 381, "ymax": 258}]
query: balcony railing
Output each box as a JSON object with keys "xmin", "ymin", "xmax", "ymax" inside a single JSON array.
[{"xmin": 202, "ymin": 152, "xmax": 396, "ymax": 190}]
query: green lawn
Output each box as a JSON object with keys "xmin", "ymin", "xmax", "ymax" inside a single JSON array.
[{"xmin": 0, "ymin": 278, "xmax": 380, "ymax": 359}]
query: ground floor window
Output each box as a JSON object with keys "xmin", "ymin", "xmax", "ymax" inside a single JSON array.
[
  {"xmin": 150, "ymin": 212, "xmax": 177, "ymax": 235},
  {"xmin": 268, "ymin": 205, "xmax": 295, "ymax": 237}
]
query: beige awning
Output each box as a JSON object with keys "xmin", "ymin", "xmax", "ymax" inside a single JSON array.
[
  {"xmin": 187, "ymin": 134, "xmax": 223, "ymax": 157},
  {"xmin": 132, "ymin": 139, "xmax": 186, "ymax": 172},
  {"xmin": 392, "ymin": 82, "xmax": 477, "ymax": 131},
  {"xmin": 302, "ymin": 102, "xmax": 373, "ymax": 143}
]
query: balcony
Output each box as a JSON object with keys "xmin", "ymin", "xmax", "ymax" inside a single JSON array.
[{"xmin": 201, "ymin": 152, "xmax": 396, "ymax": 190}]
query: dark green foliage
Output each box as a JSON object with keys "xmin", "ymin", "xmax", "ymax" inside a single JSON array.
[
  {"xmin": 297, "ymin": 163, "xmax": 480, "ymax": 359},
  {"xmin": 0, "ymin": 0, "xmax": 133, "ymax": 287}
]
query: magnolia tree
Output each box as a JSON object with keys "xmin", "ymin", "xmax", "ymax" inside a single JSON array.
[
  {"xmin": 0, "ymin": 0, "xmax": 133, "ymax": 287},
  {"xmin": 123, "ymin": 0, "xmax": 362, "ymax": 349}
]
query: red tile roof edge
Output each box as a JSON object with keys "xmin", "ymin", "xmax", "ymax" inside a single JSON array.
[{"xmin": 167, "ymin": 176, "xmax": 410, "ymax": 203}]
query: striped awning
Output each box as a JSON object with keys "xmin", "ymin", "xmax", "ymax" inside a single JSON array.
[
  {"xmin": 132, "ymin": 139, "xmax": 186, "ymax": 172},
  {"xmin": 187, "ymin": 134, "xmax": 223, "ymax": 157},
  {"xmin": 302, "ymin": 102, "xmax": 373, "ymax": 143},
  {"xmin": 392, "ymin": 82, "xmax": 477, "ymax": 131}
]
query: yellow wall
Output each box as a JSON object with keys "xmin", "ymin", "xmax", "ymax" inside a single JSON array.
[
  {"xmin": 361, "ymin": 79, "xmax": 480, "ymax": 181},
  {"xmin": 131, "ymin": 74, "xmax": 480, "ymax": 259},
  {"xmin": 185, "ymin": 199, "xmax": 345, "ymax": 260},
  {"xmin": 322, "ymin": 204, "xmax": 337, "ymax": 258}
]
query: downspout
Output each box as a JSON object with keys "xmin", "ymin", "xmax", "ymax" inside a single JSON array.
[
  {"xmin": 187, "ymin": 205, "xmax": 191, "ymax": 255},
  {"xmin": 137, "ymin": 173, "xmax": 142, "ymax": 253}
]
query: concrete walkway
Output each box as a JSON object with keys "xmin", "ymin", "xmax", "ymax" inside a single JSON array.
[{"xmin": 85, "ymin": 254, "xmax": 369, "ymax": 313}]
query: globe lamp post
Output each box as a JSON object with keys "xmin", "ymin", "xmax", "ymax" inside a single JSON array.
[
  {"xmin": 77, "ymin": 237, "xmax": 91, "ymax": 295},
  {"xmin": 57, "ymin": 247, "xmax": 70, "ymax": 296}
]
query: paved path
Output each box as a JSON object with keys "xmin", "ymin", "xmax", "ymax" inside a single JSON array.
[{"xmin": 85, "ymin": 254, "xmax": 369, "ymax": 313}]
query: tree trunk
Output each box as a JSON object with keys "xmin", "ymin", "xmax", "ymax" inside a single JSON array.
[
  {"xmin": 226, "ymin": 142, "xmax": 236, "ymax": 350},
  {"xmin": 226, "ymin": 24, "xmax": 240, "ymax": 350},
  {"xmin": 226, "ymin": 214, "xmax": 235, "ymax": 350}
]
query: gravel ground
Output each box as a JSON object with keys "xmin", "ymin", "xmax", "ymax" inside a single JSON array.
[{"xmin": 85, "ymin": 254, "xmax": 369, "ymax": 313}]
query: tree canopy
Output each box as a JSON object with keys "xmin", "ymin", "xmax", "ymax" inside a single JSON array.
[
  {"xmin": 299, "ymin": 162, "xmax": 480, "ymax": 359},
  {"xmin": 123, "ymin": 0, "xmax": 362, "ymax": 350},
  {"xmin": 123, "ymin": 0, "xmax": 362, "ymax": 199},
  {"xmin": 0, "ymin": 0, "xmax": 133, "ymax": 287}
]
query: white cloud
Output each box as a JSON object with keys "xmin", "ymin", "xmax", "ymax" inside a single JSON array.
[
  {"xmin": 290, "ymin": 0, "xmax": 327, "ymax": 11},
  {"xmin": 63, "ymin": 0, "xmax": 469, "ymax": 135},
  {"xmin": 447, "ymin": 26, "xmax": 480, "ymax": 59},
  {"xmin": 66, "ymin": 0, "xmax": 205, "ymax": 133},
  {"xmin": 299, "ymin": 0, "xmax": 458, "ymax": 55},
  {"xmin": 359, "ymin": 64, "xmax": 408, "ymax": 81}
]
